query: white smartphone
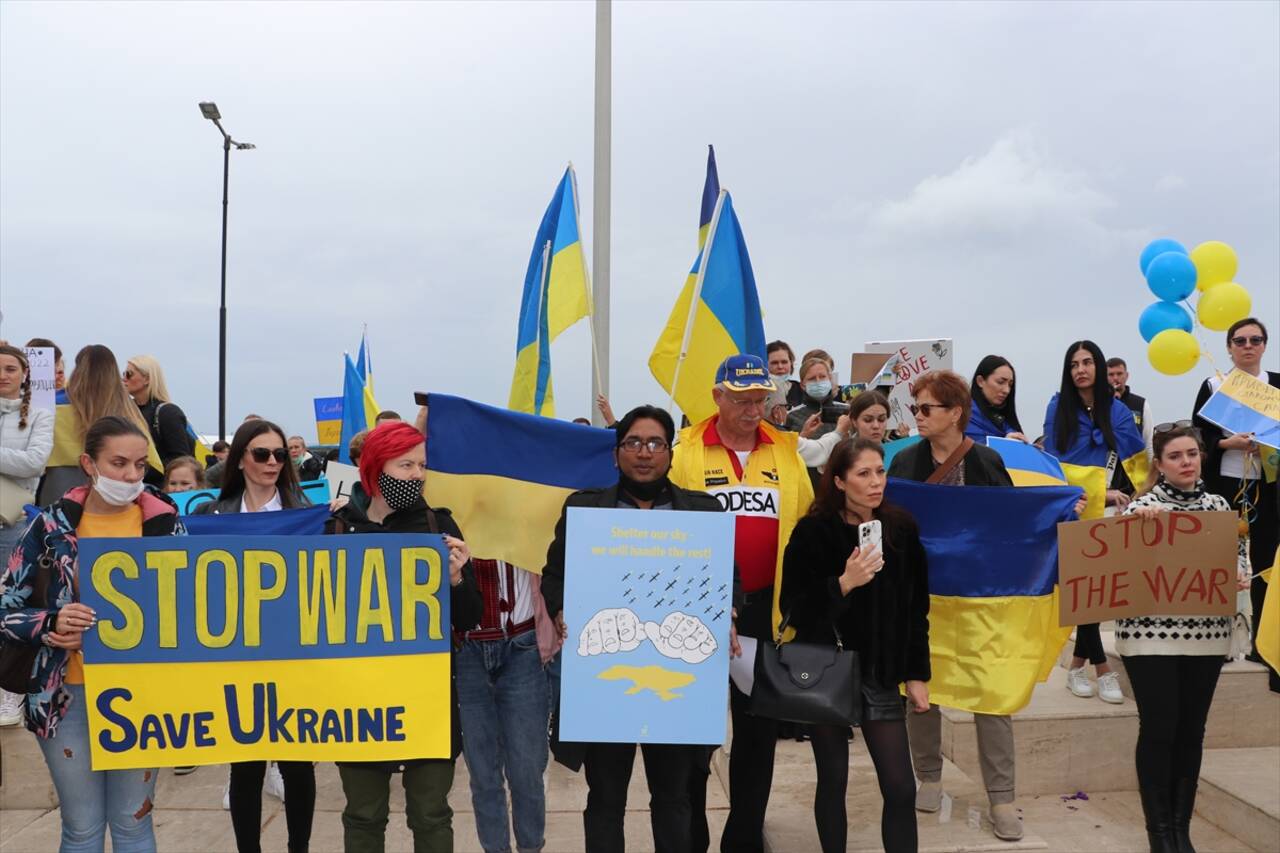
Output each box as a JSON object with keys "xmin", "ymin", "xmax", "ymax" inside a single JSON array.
[{"xmin": 858, "ymin": 519, "xmax": 883, "ymax": 555}]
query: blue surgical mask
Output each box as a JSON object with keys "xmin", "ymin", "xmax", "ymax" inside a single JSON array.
[{"xmin": 804, "ymin": 380, "xmax": 832, "ymax": 401}]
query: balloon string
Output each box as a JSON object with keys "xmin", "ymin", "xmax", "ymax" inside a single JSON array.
[{"xmin": 1182, "ymin": 294, "xmax": 1225, "ymax": 380}]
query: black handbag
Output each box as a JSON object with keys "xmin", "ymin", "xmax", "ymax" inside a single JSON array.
[
  {"xmin": 748, "ymin": 613, "xmax": 862, "ymax": 726},
  {"xmin": 0, "ymin": 546, "xmax": 52, "ymax": 695}
]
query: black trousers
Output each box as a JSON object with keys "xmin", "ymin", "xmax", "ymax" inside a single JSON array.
[
  {"xmin": 1073, "ymin": 623, "xmax": 1107, "ymax": 666},
  {"xmin": 228, "ymin": 760, "xmax": 315, "ymax": 853},
  {"xmin": 810, "ymin": 721, "xmax": 917, "ymax": 853},
  {"xmin": 720, "ymin": 593, "xmax": 778, "ymax": 853},
  {"xmin": 583, "ymin": 742, "xmax": 699, "ymax": 853},
  {"xmin": 1122, "ymin": 655, "xmax": 1223, "ymax": 792}
]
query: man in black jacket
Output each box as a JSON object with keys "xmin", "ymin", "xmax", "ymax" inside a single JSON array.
[{"xmin": 542, "ymin": 405, "xmax": 729, "ymax": 853}]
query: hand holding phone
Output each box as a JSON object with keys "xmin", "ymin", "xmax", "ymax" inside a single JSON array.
[{"xmin": 859, "ymin": 520, "xmax": 883, "ymax": 563}]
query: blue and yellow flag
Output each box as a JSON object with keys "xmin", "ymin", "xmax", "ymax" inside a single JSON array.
[
  {"xmin": 508, "ymin": 166, "xmax": 591, "ymax": 418},
  {"xmin": 698, "ymin": 144, "xmax": 720, "ymax": 249},
  {"xmin": 886, "ymin": 478, "xmax": 1082, "ymax": 715},
  {"xmin": 1198, "ymin": 369, "xmax": 1280, "ymax": 471},
  {"xmin": 1042, "ymin": 394, "xmax": 1148, "ymax": 519},
  {"xmin": 338, "ymin": 354, "xmax": 379, "ymax": 464},
  {"xmin": 355, "ymin": 329, "xmax": 375, "ymax": 397},
  {"xmin": 424, "ymin": 393, "xmax": 616, "ymax": 572},
  {"xmin": 649, "ymin": 190, "xmax": 767, "ymax": 424},
  {"xmin": 1258, "ymin": 547, "xmax": 1279, "ymax": 675},
  {"xmin": 986, "ymin": 437, "xmax": 1068, "ymax": 487}
]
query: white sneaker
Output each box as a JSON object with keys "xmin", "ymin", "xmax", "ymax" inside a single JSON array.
[
  {"xmin": 1066, "ymin": 666, "xmax": 1095, "ymax": 698},
  {"xmin": 1097, "ymin": 671, "xmax": 1124, "ymax": 704},
  {"xmin": 264, "ymin": 762, "xmax": 285, "ymax": 801},
  {"xmin": 0, "ymin": 690, "xmax": 23, "ymax": 727}
]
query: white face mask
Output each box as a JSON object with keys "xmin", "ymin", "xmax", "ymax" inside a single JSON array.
[{"xmin": 92, "ymin": 464, "xmax": 145, "ymax": 506}]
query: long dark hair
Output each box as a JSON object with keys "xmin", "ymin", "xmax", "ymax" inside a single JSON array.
[
  {"xmin": 810, "ymin": 438, "xmax": 914, "ymax": 548},
  {"xmin": 219, "ymin": 419, "xmax": 305, "ymax": 508},
  {"xmin": 1054, "ymin": 340, "xmax": 1117, "ymax": 454},
  {"xmin": 970, "ymin": 355, "xmax": 1022, "ymax": 434}
]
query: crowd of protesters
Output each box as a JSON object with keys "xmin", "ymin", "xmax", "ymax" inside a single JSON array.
[{"xmin": 0, "ymin": 321, "xmax": 1274, "ymax": 853}]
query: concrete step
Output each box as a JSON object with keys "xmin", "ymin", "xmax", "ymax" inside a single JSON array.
[
  {"xmin": 1057, "ymin": 628, "xmax": 1280, "ymax": 749},
  {"xmin": 1195, "ymin": 747, "xmax": 1280, "ymax": 853},
  {"xmin": 942, "ymin": 666, "xmax": 1140, "ymax": 795}
]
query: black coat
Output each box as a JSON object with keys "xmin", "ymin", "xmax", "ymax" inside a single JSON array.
[
  {"xmin": 136, "ymin": 398, "xmax": 194, "ymax": 465},
  {"xmin": 189, "ymin": 487, "xmax": 311, "ymax": 515},
  {"xmin": 540, "ymin": 480, "xmax": 725, "ymax": 772},
  {"xmin": 887, "ymin": 439, "xmax": 1014, "ymax": 488},
  {"xmin": 779, "ymin": 512, "xmax": 930, "ymax": 686},
  {"xmin": 327, "ymin": 497, "xmax": 482, "ymax": 765},
  {"xmin": 1193, "ymin": 371, "xmax": 1280, "ymax": 500}
]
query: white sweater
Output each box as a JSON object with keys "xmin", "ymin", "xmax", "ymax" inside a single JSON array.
[
  {"xmin": 1113, "ymin": 481, "xmax": 1245, "ymax": 657},
  {"xmin": 0, "ymin": 397, "xmax": 54, "ymax": 496}
]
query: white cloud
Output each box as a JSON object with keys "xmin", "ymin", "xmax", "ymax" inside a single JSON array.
[{"xmin": 865, "ymin": 131, "xmax": 1119, "ymax": 242}]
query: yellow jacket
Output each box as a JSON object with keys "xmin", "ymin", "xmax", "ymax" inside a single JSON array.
[{"xmin": 670, "ymin": 416, "xmax": 813, "ymax": 640}]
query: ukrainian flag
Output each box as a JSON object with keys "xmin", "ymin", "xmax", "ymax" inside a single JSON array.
[
  {"xmin": 986, "ymin": 437, "xmax": 1068, "ymax": 487},
  {"xmin": 887, "ymin": 477, "xmax": 1082, "ymax": 715},
  {"xmin": 1197, "ymin": 368, "xmax": 1280, "ymax": 450},
  {"xmin": 508, "ymin": 166, "xmax": 591, "ymax": 418},
  {"xmin": 355, "ymin": 329, "xmax": 375, "ymax": 397},
  {"xmin": 698, "ymin": 144, "xmax": 719, "ymax": 249},
  {"xmin": 338, "ymin": 353, "xmax": 379, "ymax": 465},
  {"xmin": 1042, "ymin": 394, "xmax": 1148, "ymax": 519},
  {"xmin": 424, "ymin": 393, "xmax": 616, "ymax": 573},
  {"xmin": 1259, "ymin": 547, "xmax": 1279, "ymax": 675},
  {"xmin": 186, "ymin": 424, "xmax": 215, "ymax": 469},
  {"xmin": 649, "ymin": 190, "xmax": 767, "ymax": 425}
]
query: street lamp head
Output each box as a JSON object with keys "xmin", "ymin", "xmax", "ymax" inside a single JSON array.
[
  {"xmin": 199, "ymin": 102, "xmax": 221, "ymax": 121},
  {"xmin": 234, "ymin": 142, "xmax": 256, "ymax": 150}
]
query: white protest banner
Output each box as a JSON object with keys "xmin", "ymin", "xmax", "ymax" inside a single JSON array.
[
  {"xmin": 864, "ymin": 339, "xmax": 953, "ymax": 435},
  {"xmin": 21, "ymin": 347, "xmax": 56, "ymax": 412},
  {"xmin": 325, "ymin": 461, "xmax": 361, "ymax": 500}
]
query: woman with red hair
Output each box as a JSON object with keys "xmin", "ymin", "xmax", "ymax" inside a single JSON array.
[{"xmin": 327, "ymin": 421, "xmax": 482, "ymax": 852}]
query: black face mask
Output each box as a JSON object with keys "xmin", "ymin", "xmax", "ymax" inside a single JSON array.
[{"xmin": 618, "ymin": 473, "xmax": 669, "ymax": 503}]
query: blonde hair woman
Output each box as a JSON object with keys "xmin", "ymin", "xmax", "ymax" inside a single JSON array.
[
  {"xmin": 39, "ymin": 345, "xmax": 162, "ymax": 502},
  {"xmin": 124, "ymin": 354, "xmax": 194, "ymax": 465}
]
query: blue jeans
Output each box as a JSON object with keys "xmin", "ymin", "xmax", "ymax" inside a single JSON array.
[
  {"xmin": 456, "ymin": 629, "xmax": 550, "ymax": 853},
  {"xmin": 36, "ymin": 684, "xmax": 158, "ymax": 853}
]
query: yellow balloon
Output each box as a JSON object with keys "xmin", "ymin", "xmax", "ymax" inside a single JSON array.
[
  {"xmin": 1191, "ymin": 241, "xmax": 1238, "ymax": 291},
  {"xmin": 1148, "ymin": 329, "xmax": 1201, "ymax": 376},
  {"xmin": 1196, "ymin": 281, "xmax": 1252, "ymax": 331}
]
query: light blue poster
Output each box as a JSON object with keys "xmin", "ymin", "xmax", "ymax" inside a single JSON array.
[{"xmin": 560, "ymin": 507, "xmax": 735, "ymax": 745}]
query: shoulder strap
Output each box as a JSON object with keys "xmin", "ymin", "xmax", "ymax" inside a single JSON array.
[
  {"xmin": 425, "ymin": 507, "xmax": 440, "ymax": 535},
  {"xmin": 925, "ymin": 437, "xmax": 974, "ymax": 485},
  {"xmin": 151, "ymin": 401, "xmax": 167, "ymax": 434}
]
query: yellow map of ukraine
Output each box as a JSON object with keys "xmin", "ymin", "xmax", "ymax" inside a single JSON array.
[{"xmin": 598, "ymin": 665, "xmax": 696, "ymax": 701}]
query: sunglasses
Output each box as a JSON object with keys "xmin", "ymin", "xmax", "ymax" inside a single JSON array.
[
  {"xmin": 1230, "ymin": 335, "xmax": 1265, "ymax": 347},
  {"xmin": 248, "ymin": 447, "xmax": 288, "ymax": 464},
  {"xmin": 123, "ymin": 368, "xmax": 137, "ymax": 380},
  {"xmin": 908, "ymin": 402, "xmax": 952, "ymax": 417},
  {"xmin": 1154, "ymin": 420, "xmax": 1199, "ymax": 436}
]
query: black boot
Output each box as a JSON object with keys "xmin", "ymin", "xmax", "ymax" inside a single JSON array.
[
  {"xmin": 1139, "ymin": 783, "xmax": 1178, "ymax": 853},
  {"xmin": 1170, "ymin": 777, "xmax": 1198, "ymax": 853}
]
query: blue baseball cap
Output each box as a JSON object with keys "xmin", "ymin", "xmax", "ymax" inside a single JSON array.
[{"xmin": 715, "ymin": 354, "xmax": 776, "ymax": 392}]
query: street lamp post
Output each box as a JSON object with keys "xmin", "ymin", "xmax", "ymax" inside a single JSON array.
[{"xmin": 198, "ymin": 102, "xmax": 255, "ymax": 442}]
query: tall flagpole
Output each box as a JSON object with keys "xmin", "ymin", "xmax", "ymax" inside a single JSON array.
[{"xmin": 591, "ymin": 0, "xmax": 611, "ymax": 427}]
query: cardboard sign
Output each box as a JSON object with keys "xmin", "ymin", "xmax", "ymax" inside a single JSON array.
[
  {"xmin": 314, "ymin": 396, "xmax": 343, "ymax": 445},
  {"xmin": 21, "ymin": 346, "xmax": 56, "ymax": 413},
  {"xmin": 1056, "ymin": 511, "xmax": 1238, "ymax": 626},
  {"xmin": 863, "ymin": 339, "xmax": 953, "ymax": 434},
  {"xmin": 79, "ymin": 533, "xmax": 452, "ymax": 769}
]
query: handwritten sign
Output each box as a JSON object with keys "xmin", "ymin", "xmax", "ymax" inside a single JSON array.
[
  {"xmin": 314, "ymin": 396, "xmax": 343, "ymax": 445},
  {"xmin": 1056, "ymin": 511, "xmax": 1237, "ymax": 626},
  {"xmin": 78, "ymin": 533, "xmax": 452, "ymax": 769},
  {"xmin": 1198, "ymin": 369, "xmax": 1280, "ymax": 448},
  {"xmin": 560, "ymin": 507, "xmax": 735, "ymax": 745},
  {"xmin": 864, "ymin": 339, "xmax": 953, "ymax": 435},
  {"xmin": 21, "ymin": 347, "xmax": 55, "ymax": 412}
]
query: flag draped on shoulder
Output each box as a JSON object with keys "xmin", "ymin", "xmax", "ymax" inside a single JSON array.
[
  {"xmin": 986, "ymin": 437, "xmax": 1068, "ymax": 487},
  {"xmin": 424, "ymin": 394, "xmax": 616, "ymax": 572},
  {"xmin": 886, "ymin": 478, "xmax": 1081, "ymax": 715},
  {"xmin": 1043, "ymin": 394, "xmax": 1148, "ymax": 519},
  {"xmin": 649, "ymin": 189, "xmax": 766, "ymax": 425},
  {"xmin": 508, "ymin": 166, "xmax": 591, "ymax": 418},
  {"xmin": 338, "ymin": 353, "xmax": 379, "ymax": 464}
]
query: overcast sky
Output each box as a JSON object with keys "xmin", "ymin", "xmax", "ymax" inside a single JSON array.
[{"xmin": 2, "ymin": 0, "xmax": 1277, "ymax": 442}]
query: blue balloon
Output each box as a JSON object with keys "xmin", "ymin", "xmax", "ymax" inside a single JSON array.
[
  {"xmin": 1139, "ymin": 238, "xmax": 1187, "ymax": 275},
  {"xmin": 1138, "ymin": 301, "xmax": 1193, "ymax": 342},
  {"xmin": 1145, "ymin": 251, "xmax": 1198, "ymax": 302}
]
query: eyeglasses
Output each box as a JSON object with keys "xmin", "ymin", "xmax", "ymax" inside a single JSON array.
[
  {"xmin": 619, "ymin": 437, "xmax": 670, "ymax": 454},
  {"xmin": 909, "ymin": 402, "xmax": 952, "ymax": 417},
  {"xmin": 1230, "ymin": 335, "xmax": 1265, "ymax": 347},
  {"xmin": 725, "ymin": 395, "xmax": 768, "ymax": 410},
  {"xmin": 1154, "ymin": 420, "xmax": 1198, "ymax": 435},
  {"xmin": 248, "ymin": 447, "xmax": 288, "ymax": 464},
  {"xmin": 123, "ymin": 369, "xmax": 137, "ymax": 379}
]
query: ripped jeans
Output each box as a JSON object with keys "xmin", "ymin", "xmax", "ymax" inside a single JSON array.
[{"xmin": 36, "ymin": 684, "xmax": 158, "ymax": 853}]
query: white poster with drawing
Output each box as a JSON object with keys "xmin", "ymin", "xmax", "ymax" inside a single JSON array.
[
  {"xmin": 864, "ymin": 339, "xmax": 953, "ymax": 435},
  {"xmin": 21, "ymin": 347, "xmax": 56, "ymax": 413}
]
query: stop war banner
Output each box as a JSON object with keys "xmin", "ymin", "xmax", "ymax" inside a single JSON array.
[
  {"xmin": 78, "ymin": 534, "xmax": 452, "ymax": 769},
  {"xmin": 1056, "ymin": 511, "xmax": 1238, "ymax": 626}
]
